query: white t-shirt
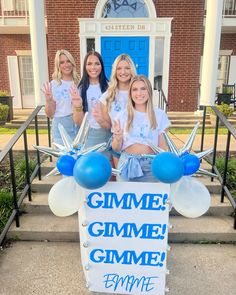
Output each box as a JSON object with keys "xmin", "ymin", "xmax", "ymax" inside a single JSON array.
[
  {"xmin": 79, "ymin": 84, "xmax": 102, "ymax": 129},
  {"xmin": 51, "ymin": 79, "xmax": 74, "ymax": 117},
  {"xmin": 116, "ymin": 107, "xmax": 171, "ymax": 151},
  {"xmin": 100, "ymin": 89, "xmax": 128, "ymax": 124}
]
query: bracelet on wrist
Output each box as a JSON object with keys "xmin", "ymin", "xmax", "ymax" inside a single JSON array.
[{"xmin": 74, "ymin": 105, "xmax": 83, "ymax": 112}]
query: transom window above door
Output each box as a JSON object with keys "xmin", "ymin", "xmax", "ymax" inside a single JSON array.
[{"xmin": 102, "ymin": 0, "xmax": 149, "ymax": 18}]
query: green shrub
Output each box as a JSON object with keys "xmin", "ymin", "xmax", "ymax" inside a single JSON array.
[
  {"xmin": 0, "ymin": 156, "xmax": 37, "ymax": 234},
  {"xmin": 208, "ymin": 103, "xmax": 234, "ymax": 118},
  {"xmin": 0, "ymin": 191, "xmax": 13, "ymax": 233},
  {"xmin": 216, "ymin": 157, "xmax": 236, "ymax": 201},
  {"xmin": 0, "ymin": 90, "xmax": 10, "ymax": 96},
  {"xmin": 15, "ymin": 158, "xmax": 37, "ymax": 189},
  {"xmin": 0, "ymin": 103, "xmax": 9, "ymax": 122}
]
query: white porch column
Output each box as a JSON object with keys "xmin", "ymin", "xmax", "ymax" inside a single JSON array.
[
  {"xmin": 28, "ymin": 0, "xmax": 48, "ymax": 106},
  {"xmin": 200, "ymin": 0, "xmax": 223, "ymax": 106}
]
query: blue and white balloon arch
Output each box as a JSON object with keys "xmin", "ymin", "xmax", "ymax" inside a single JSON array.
[{"xmin": 34, "ymin": 113, "xmax": 216, "ymax": 219}]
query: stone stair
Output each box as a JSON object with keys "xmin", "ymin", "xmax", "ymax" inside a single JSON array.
[
  {"xmin": 7, "ymin": 159, "xmax": 236, "ymax": 243},
  {"xmin": 168, "ymin": 111, "xmax": 236, "ymax": 128},
  {"xmin": 5, "ymin": 109, "xmax": 236, "ymax": 129}
]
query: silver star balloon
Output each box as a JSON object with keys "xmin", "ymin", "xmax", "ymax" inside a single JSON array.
[
  {"xmin": 34, "ymin": 112, "xmax": 120, "ymax": 177},
  {"xmin": 157, "ymin": 122, "xmax": 217, "ymax": 178}
]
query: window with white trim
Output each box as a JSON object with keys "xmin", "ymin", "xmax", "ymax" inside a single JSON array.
[
  {"xmin": 18, "ymin": 56, "xmax": 34, "ymax": 96},
  {"xmin": 217, "ymin": 52, "xmax": 231, "ymax": 92}
]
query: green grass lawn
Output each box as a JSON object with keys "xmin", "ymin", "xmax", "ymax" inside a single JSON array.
[
  {"xmin": 0, "ymin": 127, "xmax": 49, "ymax": 135},
  {"xmin": 169, "ymin": 127, "xmax": 229, "ymax": 134},
  {"xmin": 0, "ymin": 126, "xmax": 229, "ymax": 135}
]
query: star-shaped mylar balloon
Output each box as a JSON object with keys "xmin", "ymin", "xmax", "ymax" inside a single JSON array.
[
  {"xmin": 33, "ymin": 112, "xmax": 120, "ymax": 177},
  {"xmin": 148, "ymin": 122, "xmax": 217, "ymax": 178}
]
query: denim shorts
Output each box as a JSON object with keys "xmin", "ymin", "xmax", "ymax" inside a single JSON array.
[
  {"xmin": 52, "ymin": 115, "xmax": 79, "ymax": 145},
  {"xmin": 117, "ymin": 152, "xmax": 158, "ymax": 183},
  {"xmin": 84, "ymin": 127, "xmax": 112, "ymax": 159}
]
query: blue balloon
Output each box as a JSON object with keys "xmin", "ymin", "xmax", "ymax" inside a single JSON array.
[
  {"xmin": 181, "ymin": 154, "xmax": 200, "ymax": 175},
  {"xmin": 180, "ymin": 151, "xmax": 189, "ymax": 158},
  {"xmin": 56, "ymin": 155, "xmax": 76, "ymax": 176},
  {"xmin": 151, "ymin": 152, "xmax": 184, "ymax": 184},
  {"xmin": 73, "ymin": 152, "xmax": 112, "ymax": 189}
]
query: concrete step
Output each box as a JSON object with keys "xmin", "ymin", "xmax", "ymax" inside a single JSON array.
[
  {"xmin": 23, "ymin": 192, "xmax": 52, "ymax": 214},
  {"xmin": 170, "ymin": 193, "xmax": 234, "ymax": 217},
  {"xmin": 7, "ymin": 213, "xmax": 79, "ymax": 242},
  {"xmin": 7, "ymin": 213, "xmax": 236, "ymax": 243},
  {"xmin": 169, "ymin": 215, "xmax": 236, "ymax": 243},
  {"xmin": 23, "ymin": 190, "xmax": 234, "ymax": 217},
  {"xmin": 31, "ymin": 174, "xmax": 222, "ymax": 195}
]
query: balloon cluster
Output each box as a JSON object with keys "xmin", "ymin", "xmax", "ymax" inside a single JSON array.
[
  {"xmin": 57, "ymin": 152, "xmax": 112, "ymax": 189},
  {"xmin": 151, "ymin": 151, "xmax": 200, "ymax": 184},
  {"xmin": 34, "ymin": 119, "xmax": 216, "ymax": 219}
]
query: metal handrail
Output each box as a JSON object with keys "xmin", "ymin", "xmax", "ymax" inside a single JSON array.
[
  {"xmin": 0, "ymin": 105, "xmax": 51, "ymax": 245},
  {"xmin": 201, "ymin": 105, "xmax": 236, "ymax": 229},
  {"xmin": 157, "ymin": 89, "xmax": 169, "ymax": 112}
]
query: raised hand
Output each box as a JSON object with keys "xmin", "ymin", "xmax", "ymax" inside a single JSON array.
[
  {"xmin": 92, "ymin": 101, "xmax": 103, "ymax": 123},
  {"xmin": 113, "ymin": 119, "xmax": 123, "ymax": 141},
  {"xmin": 42, "ymin": 82, "xmax": 53, "ymax": 102},
  {"xmin": 69, "ymin": 84, "xmax": 83, "ymax": 108}
]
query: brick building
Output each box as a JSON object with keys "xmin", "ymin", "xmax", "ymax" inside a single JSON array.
[{"xmin": 0, "ymin": 0, "xmax": 236, "ymax": 111}]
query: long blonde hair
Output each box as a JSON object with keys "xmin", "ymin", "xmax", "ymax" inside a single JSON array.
[
  {"xmin": 106, "ymin": 54, "xmax": 136, "ymax": 111},
  {"xmin": 52, "ymin": 50, "xmax": 80, "ymax": 85},
  {"xmin": 126, "ymin": 75, "xmax": 157, "ymax": 131}
]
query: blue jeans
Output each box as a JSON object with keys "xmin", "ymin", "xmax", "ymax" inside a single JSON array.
[
  {"xmin": 52, "ymin": 115, "xmax": 79, "ymax": 145},
  {"xmin": 84, "ymin": 127, "xmax": 112, "ymax": 159},
  {"xmin": 117, "ymin": 152, "xmax": 158, "ymax": 182}
]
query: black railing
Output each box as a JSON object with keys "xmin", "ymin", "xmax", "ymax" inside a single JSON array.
[
  {"xmin": 0, "ymin": 106, "xmax": 51, "ymax": 245},
  {"xmin": 201, "ymin": 106, "xmax": 236, "ymax": 229},
  {"xmin": 158, "ymin": 89, "xmax": 169, "ymax": 112}
]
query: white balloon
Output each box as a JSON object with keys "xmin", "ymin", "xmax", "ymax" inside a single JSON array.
[
  {"xmin": 48, "ymin": 176, "xmax": 85, "ymax": 217},
  {"xmin": 170, "ymin": 176, "xmax": 211, "ymax": 218}
]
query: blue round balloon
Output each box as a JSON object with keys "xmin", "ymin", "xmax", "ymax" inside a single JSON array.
[
  {"xmin": 180, "ymin": 151, "xmax": 189, "ymax": 158},
  {"xmin": 73, "ymin": 152, "xmax": 112, "ymax": 189},
  {"xmin": 181, "ymin": 154, "xmax": 200, "ymax": 175},
  {"xmin": 56, "ymin": 155, "xmax": 76, "ymax": 176},
  {"xmin": 151, "ymin": 152, "xmax": 184, "ymax": 183}
]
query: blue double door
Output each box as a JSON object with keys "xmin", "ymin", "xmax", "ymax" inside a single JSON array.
[{"xmin": 101, "ymin": 36, "xmax": 149, "ymax": 79}]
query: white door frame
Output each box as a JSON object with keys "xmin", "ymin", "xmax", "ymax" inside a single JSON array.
[{"xmin": 78, "ymin": 17, "xmax": 172, "ymax": 101}]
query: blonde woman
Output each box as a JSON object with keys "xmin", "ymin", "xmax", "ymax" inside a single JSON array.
[
  {"xmin": 93, "ymin": 53, "xmax": 136, "ymax": 166},
  {"xmin": 42, "ymin": 50, "xmax": 80, "ymax": 145},
  {"xmin": 95, "ymin": 53, "xmax": 137, "ymax": 129},
  {"xmin": 112, "ymin": 75, "xmax": 170, "ymax": 182}
]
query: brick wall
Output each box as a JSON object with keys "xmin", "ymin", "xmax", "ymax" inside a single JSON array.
[
  {"xmin": 45, "ymin": 0, "xmax": 97, "ymax": 79},
  {"xmin": 1, "ymin": 1, "xmax": 231, "ymax": 112},
  {"xmin": 221, "ymin": 33, "xmax": 236, "ymax": 54},
  {"xmin": 155, "ymin": 0, "xmax": 205, "ymax": 111},
  {"xmin": 0, "ymin": 34, "xmax": 31, "ymax": 92}
]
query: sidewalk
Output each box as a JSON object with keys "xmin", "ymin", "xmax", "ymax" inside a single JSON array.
[
  {"xmin": 0, "ymin": 133, "xmax": 235, "ymax": 152},
  {"xmin": 0, "ymin": 241, "xmax": 235, "ymax": 295}
]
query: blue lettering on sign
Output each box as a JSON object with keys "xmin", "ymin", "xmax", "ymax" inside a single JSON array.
[
  {"xmin": 103, "ymin": 273, "xmax": 158, "ymax": 292},
  {"xmin": 87, "ymin": 192, "xmax": 168, "ymax": 210},
  {"xmin": 90, "ymin": 249, "xmax": 166, "ymax": 267},
  {"xmin": 88, "ymin": 222, "xmax": 167, "ymax": 240}
]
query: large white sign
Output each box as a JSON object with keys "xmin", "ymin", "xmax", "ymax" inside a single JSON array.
[{"xmin": 79, "ymin": 182, "xmax": 170, "ymax": 294}]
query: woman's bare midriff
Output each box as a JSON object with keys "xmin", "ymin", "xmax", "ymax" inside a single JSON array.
[{"xmin": 124, "ymin": 143, "xmax": 155, "ymax": 155}]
